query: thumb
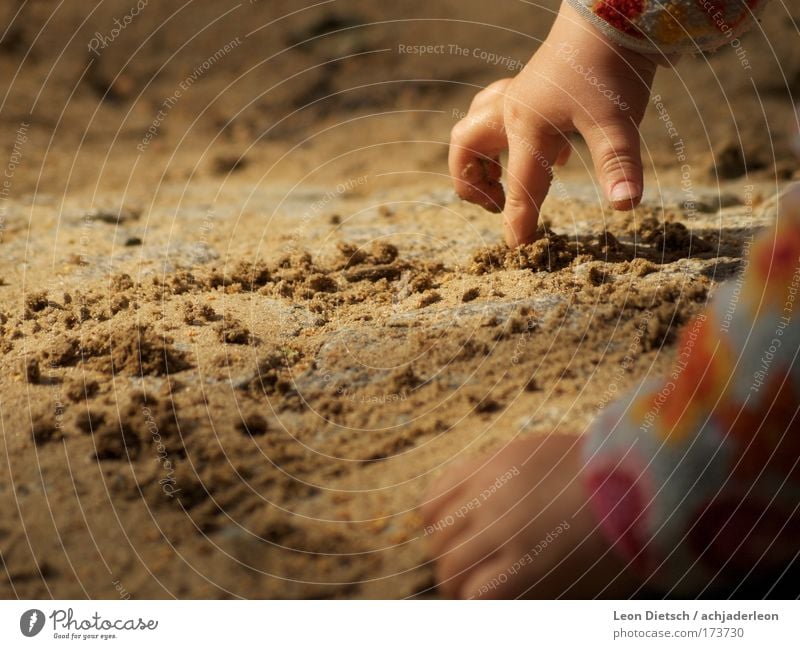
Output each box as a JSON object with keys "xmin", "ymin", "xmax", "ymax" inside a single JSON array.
[{"xmin": 581, "ymin": 120, "xmax": 643, "ymax": 211}]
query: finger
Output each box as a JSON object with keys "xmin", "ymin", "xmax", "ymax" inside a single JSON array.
[
  {"xmin": 449, "ymin": 105, "xmax": 508, "ymax": 213},
  {"xmin": 502, "ymin": 125, "xmax": 563, "ymax": 247},
  {"xmin": 579, "ymin": 120, "xmax": 643, "ymax": 210},
  {"xmin": 460, "ymin": 155, "xmax": 501, "ymax": 184},
  {"xmin": 426, "ymin": 471, "xmax": 510, "ymax": 556},
  {"xmin": 460, "ymin": 555, "xmax": 518, "ymax": 599},
  {"xmin": 435, "ymin": 533, "xmax": 498, "ymax": 599},
  {"xmin": 420, "ymin": 464, "xmax": 473, "ymax": 527},
  {"xmin": 554, "ymin": 142, "xmax": 571, "ymax": 167},
  {"xmin": 425, "ymin": 502, "xmax": 472, "ymax": 558}
]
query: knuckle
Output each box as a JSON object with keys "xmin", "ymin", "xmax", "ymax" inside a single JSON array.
[
  {"xmin": 472, "ymin": 78, "xmax": 513, "ymax": 107},
  {"xmin": 450, "ymin": 120, "xmax": 470, "ymax": 146},
  {"xmin": 502, "ymin": 83, "xmax": 534, "ymax": 127},
  {"xmin": 503, "ymin": 98, "xmax": 530, "ymax": 131},
  {"xmin": 595, "ymin": 146, "xmax": 639, "ymax": 177},
  {"xmin": 487, "ymin": 77, "xmax": 514, "ymax": 94},
  {"xmin": 586, "ymin": 124, "xmax": 641, "ymax": 177},
  {"xmin": 469, "ymin": 88, "xmax": 492, "ymax": 108},
  {"xmin": 504, "ymin": 190, "xmax": 531, "ymax": 213}
]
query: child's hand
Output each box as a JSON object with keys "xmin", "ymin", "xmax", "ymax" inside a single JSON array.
[
  {"xmin": 450, "ymin": 2, "xmax": 657, "ymax": 247},
  {"xmin": 422, "ymin": 434, "xmax": 638, "ymax": 598}
]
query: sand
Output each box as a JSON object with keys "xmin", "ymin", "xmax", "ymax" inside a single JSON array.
[{"xmin": 0, "ymin": 0, "xmax": 797, "ymax": 598}]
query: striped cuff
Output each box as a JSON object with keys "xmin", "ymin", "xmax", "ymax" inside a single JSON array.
[{"xmin": 565, "ymin": 0, "xmax": 767, "ymax": 55}]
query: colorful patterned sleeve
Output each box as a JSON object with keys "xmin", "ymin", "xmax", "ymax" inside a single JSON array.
[
  {"xmin": 566, "ymin": 0, "xmax": 769, "ymax": 55},
  {"xmin": 582, "ymin": 184, "xmax": 800, "ymax": 594}
]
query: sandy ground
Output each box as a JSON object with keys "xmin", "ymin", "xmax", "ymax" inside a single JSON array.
[{"xmin": 0, "ymin": 0, "xmax": 798, "ymax": 598}]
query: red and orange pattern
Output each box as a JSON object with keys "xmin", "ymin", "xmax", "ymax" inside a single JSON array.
[
  {"xmin": 583, "ymin": 184, "xmax": 800, "ymax": 593},
  {"xmin": 568, "ymin": 0, "xmax": 768, "ymax": 54}
]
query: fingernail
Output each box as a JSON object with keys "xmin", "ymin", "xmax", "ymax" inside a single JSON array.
[{"xmin": 609, "ymin": 181, "xmax": 641, "ymax": 204}]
